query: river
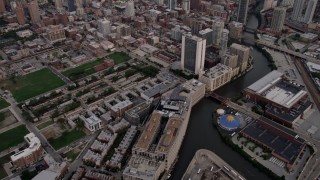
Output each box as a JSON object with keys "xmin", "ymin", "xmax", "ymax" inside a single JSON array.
[{"xmin": 170, "ymin": 15, "xmax": 273, "ymax": 180}]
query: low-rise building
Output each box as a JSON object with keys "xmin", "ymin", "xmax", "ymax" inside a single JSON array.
[{"xmin": 79, "ymin": 113, "xmax": 102, "ymax": 132}]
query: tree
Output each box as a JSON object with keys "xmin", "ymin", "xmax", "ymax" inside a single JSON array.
[{"xmin": 76, "ymin": 120, "xmax": 85, "ymax": 129}]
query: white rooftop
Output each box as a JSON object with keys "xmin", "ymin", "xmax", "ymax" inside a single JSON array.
[
  {"xmin": 247, "ymin": 70, "xmax": 283, "ymax": 94},
  {"xmin": 11, "ymin": 133, "xmax": 41, "ymax": 162}
]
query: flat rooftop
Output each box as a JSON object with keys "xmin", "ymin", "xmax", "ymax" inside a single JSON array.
[
  {"xmin": 134, "ymin": 111, "xmax": 162, "ymax": 150},
  {"xmin": 156, "ymin": 117, "xmax": 183, "ymax": 153},
  {"xmin": 202, "ymin": 63, "xmax": 232, "ymax": 78},
  {"xmin": 241, "ymin": 117, "xmax": 305, "ymax": 164},
  {"xmin": 123, "ymin": 155, "xmax": 161, "ymax": 179},
  {"xmin": 247, "ymin": 70, "xmax": 306, "ymax": 108}
]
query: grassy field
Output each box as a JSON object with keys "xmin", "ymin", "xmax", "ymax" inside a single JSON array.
[
  {"xmin": 0, "ymin": 125, "xmax": 29, "ymax": 152},
  {"xmin": 0, "ymin": 99, "xmax": 9, "ymax": 110},
  {"xmin": 37, "ymin": 120, "xmax": 54, "ymax": 130},
  {"xmin": 108, "ymin": 52, "xmax": 131, "ymax": 64},
  {"xmin": 62, "ymin": 52, "xmax": 131, "ymax": 80},
  {"xmin": 0, "ymin": 68, "xmax": 65, "ymax": 102},
  {"xmin": 49, "ymin": 129, "xmax": 86, "ymax": 150},
  {"xmin": 65, "ymin": 150, "xmax": 80, "ymax": 161}
]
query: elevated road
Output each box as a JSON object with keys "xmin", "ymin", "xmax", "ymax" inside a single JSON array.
[{"xmin": 255, "ymin": 40, "xmax": 319, "ymax": 64}]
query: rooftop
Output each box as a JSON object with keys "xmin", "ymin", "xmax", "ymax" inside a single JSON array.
[
  {"xmin": 134, "ymin": 111, "xmax": 162, "ymax": 150},
  {"xmin": 241, "ymin": 117, "xmax": 306, "ymax": 164},
  {"xmin": 11, "ymin": 133, "xmax": 41, "ymax": 161},
  {"xmin": 202, "ymin": 63, "xmax": 232, "ymax": 78}
]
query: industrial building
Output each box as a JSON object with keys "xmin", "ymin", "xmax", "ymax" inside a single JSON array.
[
  {"xmin": 240, "ymin": 117, "xmax": 306, "ymax": 170},
  {"xmin": 243, "ymin": 71, "xmax": 312, "ymax": 127}
]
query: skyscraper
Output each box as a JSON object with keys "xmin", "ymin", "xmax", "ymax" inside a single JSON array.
[
  {"xmin": 168, "ymin": 0, "xmax": 177, "ymax": 10},
  {"xmin": 219, "ymin": 29, "xmax": 229, "ymax": 57},
  {"xmin": 190, "ymin": 0, "xmax": 200, "ymax": 10},
  {"xmin": 182, "ymin": 0, "xmax": 190, "ymax": 14},
  {"xmin": 230, "ymin": 43, "xmax": 250, "ymax": 72},
  {"xmin": 181, "ymin": 34, "xmax": 206, "ymax": 75},
  {"xmin": 125, "ymin": 0, "xmax": 135, "ymax": 17},
  {"xmin": 199, "ymin": 28, "xmax": 213, "ymax": 46},
  {"xmin": 292, "ymin": 0, "xmax": 318, "ymax": 23},
  {"xmin": 237, "ymin": 0, "xmax": 249, "ymax": 24},
  {"xmin": 68, "ymin": 0, "xmax": 76, "ymax": 12},
  {"xmin": 98, "ymin": 19, "xmax": 111, "ymax": 36},
  {"xmin": 16, "ymin": 1, "xmax": 25, "ymax": 25},
  {"xmin": 212, "ymin": 20, "xmax": 224, "ymax": 46},
  {"xmin": 304, "ymin": 0, "xmax": 318, "ymax": 23},
  {"xmin": 28, "ymin": 0, "xmax": 41, "ymax": 24},
  {"xmin": 55, "ymin": 0, "xmax": 63, "ymax": 11},
  {"xmin": 0, "ymin": 0, "xmax": 5, "ymax": 14},
  {"xmin": 270, "ymin": 7, "xmax": 286, "ymax": 32}
]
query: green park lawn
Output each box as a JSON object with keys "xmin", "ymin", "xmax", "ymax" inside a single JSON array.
[
  {"xmin": 108, "ymin": 52, "xmax": 131, "ymax": 64},
  {"xmin": 0, "ymin": 125, "xmax": 29, "ymax": 152},
  {"xmin": 62, "ymin": 52, "xmax": 131, "ymax": 80},
  {"xmin": 36, "ymin": 120, "xmax": 54, "ymax": 130},
  {"xmin": 49, "ymin": 129, "xmax": 86, "ymax": 150},
  {"xmin": 0, "ymin": 99, "xmax": 9, "ymax": 110},
  {"xmin": 0, "ymin": 68, "xmax": 65, "ymax": 102}
]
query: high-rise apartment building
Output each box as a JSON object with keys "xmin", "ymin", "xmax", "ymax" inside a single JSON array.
[
  {"xmin": 55, "ymin": 0, "xmax": 63, "ymax": 11},
  {"xmin": 190, "ymin": 0, "xmax": 201, "ymax": 10},
  {"xmin": 230, "ymin": 43, "xmax": 250, "ymax": 72},
  {"xmin": 16, "ymin": 1, "xmax": 25, "ymax": 25},
  {"xmin": 68, "ymin": 0, "xmax": 76, "ymax": 12},
  {"xmin": 181, "ymin": 34, "xmax": 206, "ymax": 75},
  {"xmin": 125, "ymin": 0, "xmax": 135, "ymax": 17},
  {"xmin": 237, "ymin": 0, "xmax": 249, "ymax": 24},
  {"xmin": 292, "ymin": 0, "xmax": 318, "ymax": 23},
  {"xmin": 0, "ymin": 0, "xmax": 5, "ymax": 14},
  {"xmin": 228, "ymin": 21, "xmax": 243, "ymax": 39},
  {"xmin": 212, "ymin": 20, "xmax": 224, "ymax": 46},
  {"xmin": 98, "ymin": 19, "xmax": 111, "ymax": 36},
  {"xmin": 219, "ymin": 29, "xmax": 229, "ymax": 57},
  {"xmin": 270, "ymin": 7, "xmax": 286, "ymax": 32},
  {"xmin": 28, "ymin": 0, "xmax": 41, "ymax": 24},
  {"xmin": 199, "ymin": 28, "xmax": 213, "ymax": 46},
  {"xmin": 221, "ymin": 53, "xmax": 239, "ymax": 68},
  {"xmin": 182, "ymin": 0, "xmax": 190, "ymax": 14},
  {"xmin": 168, "ymin": 0, "xmax": 177, "ymax": 10}
]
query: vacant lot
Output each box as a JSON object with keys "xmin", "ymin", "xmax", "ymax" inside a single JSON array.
[
  {"xmin": 0, "ymin": 99, "xmax": 9, "ymax": 110},
  {"xmin": 49, "ymin": 129, "xmax": 86, "ymax": 150},
  {"xmin": 0, "ymin": 125, "xmax": 29, "ymax": 152},
  {"xmin": 0, "ymin": 110, "xmax": 18, "ymax": 130},
  {"xmin": 0, "ymin": 68, "xmax": 65, "ymax": 102}
]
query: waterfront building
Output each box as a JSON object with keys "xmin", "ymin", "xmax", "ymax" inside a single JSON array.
[
  {"xmin": 243, "ymin": 70, "xmax": 313, "ymax": 127},
  {"xmin": 28, "ymin": 0, "xmax": 41, "ymax": 24},
  {"xmin": 199, "ymin": 63, "xmax": 233, "ymax": 91},
  {"xmin": 270, "ymin": 7, "xmax": 286, "ymax": 32},
  {"xmin": 123, "ymin": 79, "xmax": 204, "ymax": 180},
  {"xmin": 181, "ymin": 34, "xmax": 206, "ymax": 75},
  {"xmin": 237, "ymin": 0, "xmax": 249, "ymax": 24},
  {"xmin": 240, "ymin": 117, "xmax": 306, "ymax": 170},
  {"xmin": 230, "ymin": 43, "xmax": 250, "ymax": 73},
  {"xmin": 11, "ymin": 133, "xmax": 43, "ymax": 169}
]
